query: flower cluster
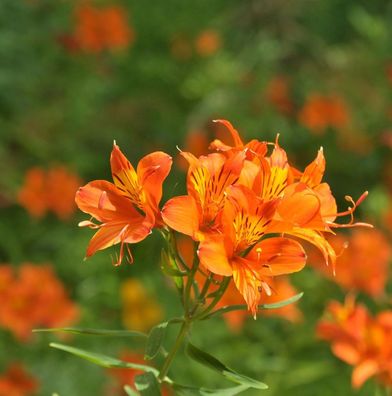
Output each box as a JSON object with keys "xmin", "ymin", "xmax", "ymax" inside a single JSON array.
[
  {"xmin": 18, "ymin": 166, "xmax": 81, "ymax": 220},
  {"xmin": 317, "ymin": 297, "xmax": 392, "ymax": 389},
  {"xmin": 76, "ymin": 119, "xmax": 369, "ymax": 316},
  {"xmin": 0, "ymin": 264, "xmax": 79, "ymax": 341},
  {"xmin": 0, "ymin": 363, "xmax": 38, "ymax": 396}
]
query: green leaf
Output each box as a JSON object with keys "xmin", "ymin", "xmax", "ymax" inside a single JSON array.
[
  {"xmin": 145, "ymin": 322, "xmax": 168, "ymax": 360},
  {"xmin": 124, "ymin": 385, "xmax": 140, "ymax": 396},
  {"xmin": 49, "ymin": 343, "xmax": 158, "ymax": 375},
  {"xmin": 34, "ymin": 327, "xmax": 146, "ymax": 338},
  {"xmin": 135, "ymin": 372, "xmax": 162, "ymax": 396},
  {"xmin": 186, "ymin": 343, "xmax": 268, "ymax": 390},
  {"xmin": 172, "ymin": 383, "xmax": 250, "ymax": 395},
  {"xmin": 261, "ymin": 292, "xmax": 304, "ymax": 309},
  {"xmin": 201, "ymin": 292, "xmax": 304, "ymax": 320}
]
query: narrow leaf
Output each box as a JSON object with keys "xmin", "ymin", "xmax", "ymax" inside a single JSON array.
[
  {"xmin": 145, "ymin": 322, "xmax": 168, "ymax": 360},
  {"xmin": 34, "ymin": 327, "xmax": 146, "ymax": 338},
  {"xmin": 261, "ymin": 292, "xmax": 304, "ymax": 309},
  {"xmin": 186, "ymin": 343, "xmax": 268, "ymax": 390},
  {"xmin": 49, "ymin": 343, "xmax": 158, "ymax": 375},
  {"xmin": 172, "ymin": 383, "xmax": 250, "ymax": 395},
  {"xmin": 135, "ymin": 372, "xmax": 162, "ymax": 396},
  {"xmin": 201, "ymin": 292, "xmax": 304, "ymax": 320}
]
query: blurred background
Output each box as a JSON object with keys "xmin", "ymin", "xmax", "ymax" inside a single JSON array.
[{"xmin": 0, "ymin": 0, "xmax": 392, "ymax": 395}]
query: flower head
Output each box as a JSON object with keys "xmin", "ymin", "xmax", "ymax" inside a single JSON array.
[
  {"xmin": 76, "ymin": 143, "xmax": 172, "ymax": 265},
  {"xmin": 0, "ymin": 363, "xmax": 38, "ymax": 396}
]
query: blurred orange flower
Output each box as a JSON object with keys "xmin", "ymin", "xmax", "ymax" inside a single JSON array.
[
  {"xmin": 76, "ymin": 143, "xmax": 172, "ymax": 265},
  {"xmin": 298, "ymin": 94, "xmax": 350, "ymax": 134},
  {"xmin": 18, "ymin": 165, "xmax": 81, "ymax": 220},
  {"xmin": 317, "ymin": 297, "xmax": 392, "ymax": 389},
  {"xmin": 0, "ymin": 363, "xmax": 38, "ymax": 396},
  {"xmin": 195, "ymin": 29, "xmax": 221, "ymax": 57},
  {"xmin": 309, "ymin": 229, "xmax": 391, "ymax": 297},
  {"xmin": 121, "ymin": 278, "xmax": 163, "ymax": 332},
  {"xmin": 0, "ymin": 264, "xmax": 79, "ymax": 341},
  {"xmin": 265, "ymin": 75, "xmax": 293, "ymax": 115},
  {"xmin": 70, "ymin": 3, "xmax": 134, "ymax": 53}
]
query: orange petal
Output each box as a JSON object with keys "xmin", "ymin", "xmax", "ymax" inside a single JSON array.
[
  {"xmin": 110, "ymin": 143, "xmax": 143, "ymax": 208},
  {"xmin": 248, "ymin": 237, "xmax": 306, "ymax": 276},
  {"xmin": 86, "ymin": 219, "xmax": 151, "ymax": 258},
  {"xmin": 161, "ymin": 195, "xmax": 200, "ymax": 238},
  {"xmin": 288, "ymin": 227, "xmax": 336, "ymax": 269},
  {"xmin": 332, "ymin": 342, "xmax": 360, "ymax": 365},
  {"xmin": 352, "ymin": 360, "xmax": 379, "ymax": 389},
  {"xmin": 301, "ymin": 147, "xmax": 325, "ymax": 188},
  {"xmin": 197, "ymin": 233, "xmax": 233, "ymax": 276},
  {"xmin": 75, "ymin": 180, "xmax": 138, "ymax": 223},
  {"xmin": 314, "ymin": 183, "xmax": 337, "ymax": 222},
  {"xmin": 137, "ymin": 151, "xmax": 172, "ymax": 210},
  {"xmin": 213, "ymin": 119, "xmax": 244, "ymax": 147},
  {"xmin": 277, "ymin": 184, "xmax": 324, "ymax": 228},
  {"xmin": 232, "ymin": 256, "xmax": 261, "ymax": 316}
]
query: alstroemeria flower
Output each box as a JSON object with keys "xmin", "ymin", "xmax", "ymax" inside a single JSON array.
[
  {"xmin": 161, "ymin": 150, "xmax": 245, "ymax": 241},
  {"xmin": 197, "ymin": 186, "xmax": 306, "ymax": 315},
  {"xmin": 75, "ymin": 143, "xmax": 172, "ymax": 264}
]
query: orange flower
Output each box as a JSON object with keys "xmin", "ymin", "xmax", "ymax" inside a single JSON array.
[
  {"xmin": 197, "ymin": 186, "xmax": 306, "ymax": 315},
  {"xmin": 317, "ymin": 297, "xmax": 392, "ymax": 389},
  {"xmin": 18, "ymin": 166, "xmax": 81, "ymax": 220},
  {"xmin": 298, "ymin": 94, "xmax": 350, "ymax": 134},
  {"xmin": 121, "ymin": 279, "xmax": 163, "ymax": 332},
  {"xmin": 265, "ymin": 75, "xmax": 293, "ymax": 115},
  {"xmin": 0, "ymin": 363, "xmax": 38, "ymax": 396},
  {"xmin": 72, "ymin": 3, "xmax": 133, "ymax": 53},
  {"xmin": 76, "ymin": 143, "xmax": 172, "ymax": 265},
  {"xmin": 0, "ymin": 264, "xmax": 79, "ymax": 341},
  {"xmin": 195, "ymin": 29, "xmax": 221, "ymax": 57},
  {"xmin": 310, "ymin": 229, "xmax": 391, "ymax": 297}
]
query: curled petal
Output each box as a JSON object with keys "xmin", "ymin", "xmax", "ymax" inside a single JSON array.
[
  {"xmin": 301, "ymin": 147, "xmax": 325, "ymax": 188},
  {"xmin": 288, "ymin": 227, "xmax": 336, "ymax": 271},
  {"xmin": 213, "ymin": 119, "xmax": 244, "ymax": 147}
]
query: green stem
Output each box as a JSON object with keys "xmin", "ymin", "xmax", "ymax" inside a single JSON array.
[
  {"xmin": 158, "ymin": 321, "xmax": 189, "ymax": 381},
  {"xmin": 193, "ymin": 277, "xmax": 231, "ymax": 320},
  {"xmin": 183, "ymin": 243, "xmax": 199, "ymax": 313}
]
